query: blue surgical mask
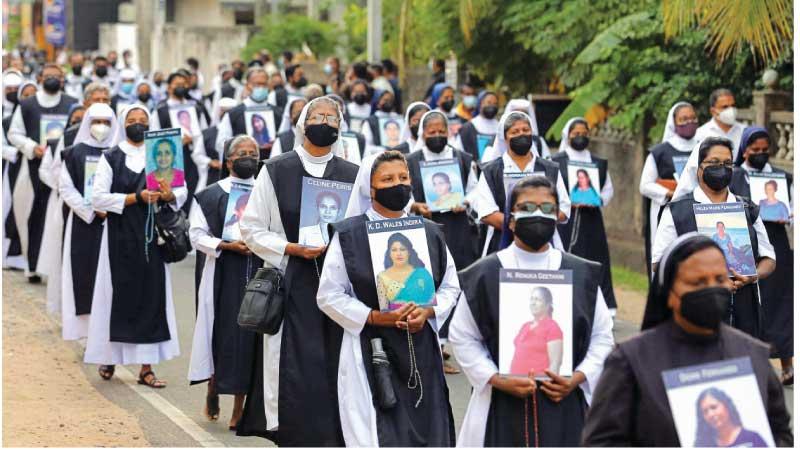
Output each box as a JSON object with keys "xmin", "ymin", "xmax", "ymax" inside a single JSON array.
[
  {"xmin": 250, "ymin": 86, "xmax": 269, "ymax": 103},
  {"xmin": 323, "ymin": 63, "xmax": 333, "ymax": 75},
  {"xmin": 121, "ymin": 82, "xmax": 135, "ymax": 95},
  {"xmin": 463, "ymin": 95, "xmax": 477, "ymax": 109}
]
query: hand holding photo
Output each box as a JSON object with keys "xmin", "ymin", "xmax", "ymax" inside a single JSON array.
[
  {"xmin": 144, "ymin": 128, "xmax": 185, "ymax": 191},
  {"xmin": 693, "ymin": 203, "xmax": 757, "ymax": 277},
  {"xmin": 222, "ymin": 181, "xmax": 254, "ymax": 242},
  {"xmin": 498, "ymin": 269, "xmax": 573, "ymax": 378},
  {"xmin": 748, "ymin": 173, "xmax": 791, "ymax": 223},
  {"xmin": 419, "ymin": 159, "xmax": 464, "ymax": 212},
  {"xmin": 298, "ymin": 177, "xmax": 353, "ymax": 247},
  {"xmin": 367, "ymin": 217, "xmax": 436, "ymax": 311},
  {"xmin": 39, "ymin": 114, "xmax": 68, "ymax": 145},
  {"xmin": 567, "ymin": 161, "xmax": 602, "ymax": 207}
]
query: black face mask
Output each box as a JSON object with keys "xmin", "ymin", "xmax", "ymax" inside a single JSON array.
[
  {"xmin": 305, "ymin": 123, "xmax": 339, "ymax": 147},
  {"xmin": 514, "ymin": 216, "xmax": 556, "ymax": 250},
  {"xmin": 482, "ymin": 106, "xmax": 498, "ymax": 119},
  {"xmin": 293, "ymin": 77, "xmax": 308, "ymax": 89},
  {"xmin": 373, "ymin": 183, "xmax": 412, "ymax": 212},
  {"xmin": 380, "ymin": 102, "xmax": 394, "ymax": 113},
  {"xmin": 748, "ymin": 153, "xmax": 769, "ymax": 171},
  {"xmin": 72, "ymin": 66, "xmax": 82, "ymax": 76},
  {"xmin": 173, "ymin": 86, "xmax": 188, "ymax": 99},
  {"xmin": 232, "ymin": 157, "xmax": 259, "ymax": 179},
  {"xmin": 570, "ymin": 135, "xmax": 589, "ymax": 151},
  {"xmin": 154, "ymin": 79, "xmax": 163, "ymax": 87},
  {"xmin": 353, "ymin": 93, "xmax": 368, "ymax": 105},
  {"xmin": 409, "ymin": 122, "xmax": 420, "ymax": 139},
  {"xmin": 425, "ymin": 136, "xmax": 448, "ymax": 153},
  {"xmin": 509, "ymin": 135, "xmax": 533, "ymax": 156},
  {"xmin": 440, "ymin": 100, "xmax": 454, "ymax": 112},
  {"xmin": 701, "ymin": 165, "xmax": 733, "ymax": 191},
  {"xmin": 233, "ymin": 69, "xmax": 244, "ymax": 81},
  {"xmin": 138, "ymin": 93, "xmax": 151, "ymax": 103},
  {"xmin": 125, "ymin": 123, "xmax": 149, "ymax": 143},
  {"xmin": 43, "ymin": 77, "xmax": 61, "ymax": 94},
  {"xmin": 679, "ymin": 286, "xmax": 730, "ymax": 329},
  {"xmin": 5, "ymin": 91, "xmax": 17, "ymax": 105},
  {"xmin": 95, "ymin": 66, "xmax": 108, "ymax": 78}
]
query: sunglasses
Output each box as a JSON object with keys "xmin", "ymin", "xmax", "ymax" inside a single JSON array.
[{"xmin": 513, "ymin": 202, "xmax": 557, "ymax": 215}]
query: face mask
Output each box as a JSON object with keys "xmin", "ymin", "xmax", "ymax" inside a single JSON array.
[
  {"xmin": 233, "ymin": 69, "xmax": 244, "ymax": 81},
  {"xmin": 514, "ymin": 214, "xmax": 557, "ymax": 250},
  {"xmin": 72, "ymin": 66, "xmax": 82, "ymax": 76},
  {"xmin": 5, "ymin": 91, "xmax": 18, "ymax": 105},
  {"xmin": 250, "ymin": 86, "xmax": 269, "ymax": 103},
  {"xmin": 293, "ymin": 76, "xmax": 308, "ymax": 89},
  {"xmin": 125, "ymin": 123, "xmax": 148, "ymax": 143},
  {"xmin": 675, "ymin": 122, "xmax": 698, "ymax": 140},
  {"xmin": 95, "ymin": 66, "xmax": 108, "ymax": 78},
  {"xmin": 90, "ymin": 123, "xmax": 111, "ymax": 142},
  {"xmin": 380, "ymin": 102, "xmax": 394, "ymax": 113},
  {"xmin": 138, "ymin": 92, "xmax": 151, "ymax": 103},
  {"xmin": 173, "ymin": 86, "xmax": 188, "ymax": 99},
  {"xmin": 232, "ymin": 157, "xmax": 258, "ymax": 179},
  {"xmin": 425, "ymin": 136, "xmax": 448, "ymax": 153},
  {"xmin": 748, "ymin": 152, "xmax": 769, "ymax": 171},
  {"xmin": 120, "ymin": 82, "xmax": 135, "ymax": 95},
  {"xmin": 154, "ymin": 79, "xmax": 163, "ymax": 87},
  {"xmin": 679, "ymin": 286, "xmax": 730, "ymax": 329},
  {"xmin": 440, "ymin": 99, "xmax": 454, "ymax": 112},
  {"xmin": 509, "ymin": 135, "xmax": 533, "ymax": 156},
  {"xmin": 373, "ymin": 183, "xmax": 412, "ymax": 211},
  {"xmin": 353, "ymin": 93, "xmax": 368, "ymax": 105},
  {"xmin": 462, "ymin": 95, "xmax": 477, "ymax": 109},
  {"xmin": 323, "ymin": 64, "xmax": 333, "ymax": 75},
  {"xmin": 482, "ymin": 105, "xmax": 498, "ymax": 119},
  {"xmin": 305, "ymin": 123, "xmax": 338, "ymax": 147},
  {"xmin": 716, "ymin": 107, "xmax": 737, "ymax": 126},
  {"xmin": 43, "ymin": 77, "xmax": 61, "ymax": 94},
  {"xmin": 409, "ymin": 122, "xmax": 420, "ymax": 139},
  {"xmin": 701, "ymin": 165, "xmax": 732, "ymax": 191},
  {"xmin": 570, "ymin": 135, "xmax": 589, "ymax": 151}
]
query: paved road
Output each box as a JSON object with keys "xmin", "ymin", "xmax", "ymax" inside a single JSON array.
[{"xmin": 28, "ymin": 258, "xmax": 794, "ymax": 446}]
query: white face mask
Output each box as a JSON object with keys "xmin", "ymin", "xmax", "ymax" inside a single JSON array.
[
  {"xmin": 716, "ymin": 106, "xmax": 737, "ymax": 126},
  {"xmin": 90, "ymin": 123, "xmax": 111, "ymax": 142}
]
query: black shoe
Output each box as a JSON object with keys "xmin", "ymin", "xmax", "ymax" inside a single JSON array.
[{"xmin": 27, "ymin": 275, "xmax": 41, "ymax": 284}]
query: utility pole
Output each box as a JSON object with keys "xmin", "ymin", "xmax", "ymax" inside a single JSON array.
[{"xmin": 367, "ymin": 0, "xmax": 381, "ymax": 62}]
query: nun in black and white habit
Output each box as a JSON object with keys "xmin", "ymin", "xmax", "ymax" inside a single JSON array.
[
  {"xmin": 188, "ymin": 134, "xmax": 261, "ymax": 424},
  {"xmin": 317, "ymin": 150, "xmax": 458, "ymax": 446},
  {"xmin": 58, "ymin": 102, "xmax": 119, "ymax": 341},
  {"xmin": 84, "ymin": 104, "xmax": 184, "ymax": 386},
  {"xmin": 236, "ymin": 97, "xmax": 359, "ymax": 445},
  {"xmin": 450, "ymin": 175, "xmax": 613, "ymax": 446}
]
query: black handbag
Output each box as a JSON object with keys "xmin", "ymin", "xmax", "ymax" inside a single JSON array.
[
  {"xmin": 237, "ymin": 267, "xmax": 285, "ymax": 335},
  {"xmin": 154, "ymin": 205, "xmax": 191, "ymax": 263}
]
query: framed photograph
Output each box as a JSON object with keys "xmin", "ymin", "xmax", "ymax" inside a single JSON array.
[
  {"xmin": 83, "ymin": 155, "xmax": 100, "ymax": 205},
  {"xmin": 39, "ymin": 114, "xmax": 68, "ymax": 145},
  {"xmin": 349, "ymin": 116, "xmax": 368, "ymax": 134},
  {"xmin": 476, "ymin": 133, "xmax": 495, "ymax": 160},
  {"xmin": 337, "ymin": 131, "xmax": 362, "ymax": 165},
  {"xmin": 378, "ymin": 116, "xmax": 404, "ymax": 148},
  {"xmin": 503, "ymin": 171, "xmax": 546, "ymax": 200},
  {"xmin": 144, "ymin": 128, "xmax": 185, "ymax": 191},
  {"xmin": 672, "ymin": 155, "xmax": 690, "ymax": 180},
  {"xmin": 367, "ymin": 217, "xmax": 437, "ymax": 311},
  {"xmin": 244, "ymin": 106, "xmax": 276, "ymax": 147},
  {"xmin": 168, "ymin": 105, "xmax": 201, "ymax": 137},
  {"xmin": 498, "ymin": 269, "xmax": 573, "ymax": 378},
  {"xmin": 448, "ymin": 121, "xmax": 463, "ymax": 139},
  {"xmin": 567, "ymin": 161, "xmax": 602, "ymax": 207},
  {"xmin": 298, "ymin": 177, "xmax": 353, "ymax": 247},
  {"xmin": 693, "ymin": 202, "xmax": 757, "ymax": 277},
  {"xmin": 748, "ymin": 172, "xmax": 791, "ymax": 223},
  {"xmin": 221, "ymin": 181, "xmax": 254, "ymax": 242},
  {"xmin": 662, "ymin": 357, "xmax": 775, "ymax": 448},
  {"xmin": 419, "ymin": 158, "xmax": 464, "ymax": 212}
]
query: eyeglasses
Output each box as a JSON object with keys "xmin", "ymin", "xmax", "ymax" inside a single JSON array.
[
  {"xmin": 514, "ymin": 202, "xmax": 557, "ymax": 215},
  {"xmin": 307, "ymin": 113, "xmax": 340, "ymax": 126},
  {"xmin": 701, "ymin": 159, "xmax": 734, "ymax": 169}
]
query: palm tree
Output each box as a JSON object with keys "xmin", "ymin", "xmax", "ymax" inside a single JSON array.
[{"xmin": 662, "ymin": 0, "xmax": 793, "ymax": 65}]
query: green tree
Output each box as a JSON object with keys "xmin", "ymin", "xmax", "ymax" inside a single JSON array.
[{"xmin": 241, "ymin": 14, "xmax": 339, "ymax": 60}]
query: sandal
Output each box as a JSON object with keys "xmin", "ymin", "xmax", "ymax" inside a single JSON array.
[
  {"xmin": 205, "ymin": 393, "xmax": 220, "ymax": 422},
  {"xmin": 98, "ymin": 365, "xmax": 115, "ymax": 380},
  {"xmin": 137, "ymin": 370, "xmax": 167, "ymax": 388},
  {"xmin": 781, "ymin": 367, "xmax": 793, "ymax": 386}
]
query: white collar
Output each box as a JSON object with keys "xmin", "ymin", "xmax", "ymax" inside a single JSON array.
[
  {"xmin": 502, "ymin": 151, "xmax": 537, "ymax": 172},
  {"xmin": 667, "ymin": 134, "xmax": 697, "ymax": 152},
  {"xmin": 296, "ymin": 144, "xmax": 333, "ymax": 164},
  {"xmin": 166, "ymin": 97, "xmax": 190, "ymax": 106},
  {"xmin": 692, "ymin": 186, "xmax": 736, "ymax": 203},
  {"xmin": 741, "ymin": 161, "xmax": 773, "ymax": 173},
  {"xmin": 422, "ymin": 145, "xmax": 453, "ymax": 161},
  {"xmin": 497, "ymin": 243, "xmax": 561, "ymax": 269},
  {"xmin": 119, "ymin": 140, "xmax": 144, "ymax": 155},
  {"xmin": 366, "ymin": 207, "xmax": 407, "ymax": 221},
  {"xmin": 243, "ymin": 97, "xmax": 268, "ymax": 107},
  {"xmin": 471, "ymin": 115, "xmax": 498, "ymax": 134},
  {"xmin": 565, "ymin": 147, "xmax": 591, "ymax": 160},
  {"xmin": 703, "ymin": 119, "xmax": 744, "ymax": 135},
  {"xmin": 219, "ymin": 175, "xmax": 255, "ymax": 193},
  {"xmin": 35, "ymin": 91, "xmax": 62, "ymax": 107}
]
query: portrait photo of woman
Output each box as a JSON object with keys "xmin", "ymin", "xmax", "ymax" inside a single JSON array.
[
  {"xmin": 375, "ymin": 232, "xmax": 435, "ymax": 310},
  {"xmin": 509, "ymin": 286, "xmax": 564, "ymax": 376},
  {"xmin": 146, "ymin": 137, "xmax": 185, "ymax": 189},
  {"xmin": 298, "ymin": 191, "xmax": 342, "ymax": 246},
  {"xmin": 430, "ymin": 172, "xmax": 463, "ymax": 211},
  {"xmin": 570, "ymin": 168, "xmax": 602, "ymax": 206},
  {"xmin": 383, "ymin": 119, "xmax": 402, "ymax": 148},
  {"xmin": 758, "ymin": 179, "xmax": 790, "ymax": 222},
  {"xmin": 250, "ymin": 113, "xmax": 272, "ymax": 147},
  {"xmin": 694, "ymin": 387, "xmax": 768, "ymax": 447}
]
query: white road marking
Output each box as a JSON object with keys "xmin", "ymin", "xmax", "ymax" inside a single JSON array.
[{"xmin": 113, "ymin": 366, "xmax": 225, "ymax": 448}]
